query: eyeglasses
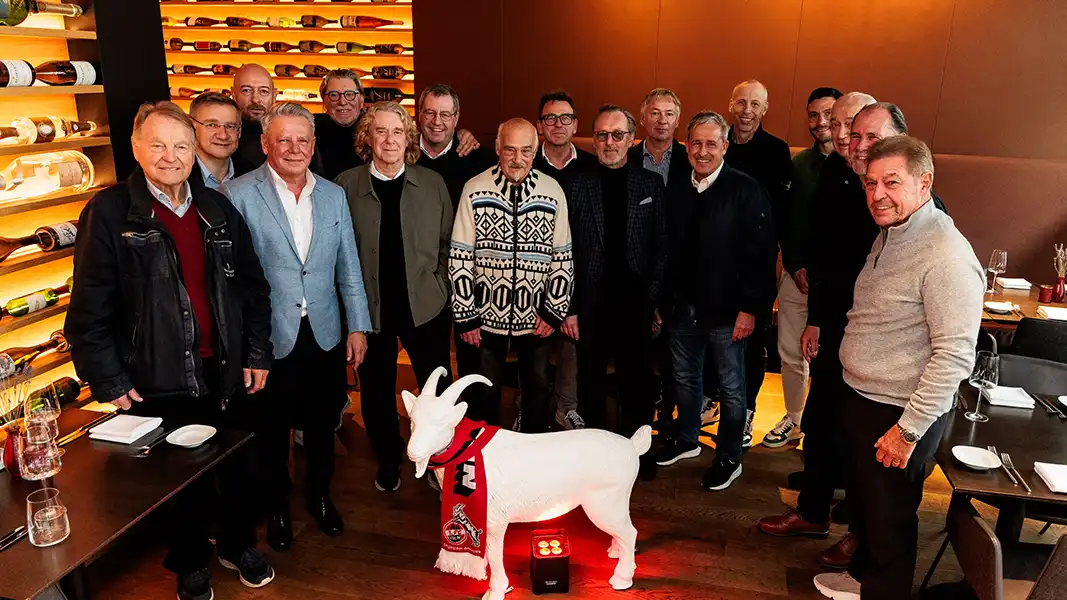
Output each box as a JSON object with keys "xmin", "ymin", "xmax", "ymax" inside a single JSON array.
[
  {"xmin": 191, "ymin": 117, "xmax": 241, "ymax": 133},
  {"xmin": 594, "ymin": 130, "xmax": 630, "ymax": 142},
  {"xmin": 420, "ymin": 109, "xmax": 456, "ymax": 123},
  {"xmin": 540, "ymin": 113, "xmax": 575, "ymax": 126},
  {"xmin": 326, "ymin": 90, "xmax": 361, "ymax": 103}
]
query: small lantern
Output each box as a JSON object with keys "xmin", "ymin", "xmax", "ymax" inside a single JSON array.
[{"xmin": 530, "ymin": 528, "xmax": 570, "ymax": 594}]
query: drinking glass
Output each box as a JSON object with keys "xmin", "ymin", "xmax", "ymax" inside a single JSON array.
[
  {"xmin": 986, "ymin": 249, "xmax": 1008, "ymax": 294},
  {"xmin": 966, "ymin": 351, "xmax": 999, "ymax": 423},
  {"xmin": 26, "ymin": 487, "xmax": 69, "ymax": 547},
  {"xmin": 17, "ymin": 417, "xmax": 62, "ymax": 480},
  {"xmin": 24, "ymin": 389, "xmax": 62, "ymax": 456}
]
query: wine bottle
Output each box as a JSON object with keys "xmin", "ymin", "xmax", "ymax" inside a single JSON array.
[
  {"xmin": 300, "ymin": 40, "xmax": 326, "ymax": 53},
  {"xmin": 0, "ymin": 152, "xmax": 94, "ymax": 199},
  {"xmin": 185, "ymin": 17, "xmax": 223, "ymax": 27},
  {"xmin": 303, "ymin": 64, "xmax": 328, "ymax": 78},
  {"xmin": 339, "ymin": 16, "xmax": 402, "ymax": 29},
  {"xmin": 371, "ymin": 65, "xmax": 412, "ymax": 80},
  {"xmin": 265, "ymin": 16, "xmax": 298, "ymax": 28},
  {"xmin": 225, "ymin": 17, "xmax": 262, "ymax": 27},
  {"xmin": 171, "ymin": 86, "xmax": 203, "ymax": 98},
  {"xmin": 277, "ymin": 89, "xmax": 317, "ymax": 101},
  {"xmin": 0, "ymin": 117, "xmax": 96, "ymax": 145},
  {"xmin": 0, "ymin": 1, "xmax": 83, "ymax": 27},
  {"xmin": 27, "ymin": 376, "xmax": 83, "ymax": 406},
  {"xmin": 227, "ymin": 39, "xmax": 261, "ymax": 52},
  {"xmin": 160, "ymin": 16, "xmax": 176, "ymax": 26},
  {"xmin": 335, "ymin": 41, "xmax": 370, "ymax": 54},
  {"xmin": 1, "ymin": 276, "xmax": 72, "ymax": 317},
  {"xmin": 212, "ymin": 63, "xmax": 238, "ymax": 76},
  {"xmin": 171, "ymin": 64, "xmax": 211, "ymax": 74},
  {"xmin": 363, "ymin": 87, "xmax": 411, "ymax": 103},
  {"xmin": 375, "ymin": 43, "xmax": 411, "ymax": 54},
  {"xmin": 300, "ymin": 15, "xmax": 336, "ymax": 28},
  {"xmin": 0, "ymin": 60, "xmax": 34, "ymax": 87},
  {"xmin": 274, "ymin": 64, "xmax": 300, "ymax": 77},
  {"xmin": 34, "ymin": 60, "xmax": 99, "ymax": 86},
  {"xmin": 263, "ymin": 41, "xmax": 295, "ymax": 53},
  {"xmin": 0, "ymin": 331, "xmax": 67, "ymax": 380}
]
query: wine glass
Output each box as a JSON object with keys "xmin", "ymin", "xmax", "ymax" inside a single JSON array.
[
  {"xmin": 17, "ymin": 415, "xmax": 62, "ymax": 480},
  {"xmin": 26, "ymin": 487, "xmax": 69, "ymax": 548},
  {"xmin": 987, "ymin": 249, "xmax": 1008, "ymax": 294},
  {"xmin": 966, "ymin": 351, "xmax": 999, "ymax": 423},
  {"xmin": 24, "ymin": 385, "xmax": 62, "ymax": 456}
]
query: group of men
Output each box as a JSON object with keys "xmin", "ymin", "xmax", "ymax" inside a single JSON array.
[{"xmin": 63, "ymin": 59, "xmax": 984, "ymax": 600}]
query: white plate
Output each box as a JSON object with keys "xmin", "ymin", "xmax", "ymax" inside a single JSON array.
[
  {"xmin": 166, "ymin": 425, "xmax": 217, "ymax": 448},
  {"xmin": 984, "ymin": 301, "xmax": 1015, "ymax": 314},
  {"xmin": 952, "ymin": 445, "xmax": 1002, "ymax": 470}
]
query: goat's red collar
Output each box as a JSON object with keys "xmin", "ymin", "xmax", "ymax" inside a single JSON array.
[{"xmin": 429, "ymin": 418, "xmax": 499, "ymax": 469}]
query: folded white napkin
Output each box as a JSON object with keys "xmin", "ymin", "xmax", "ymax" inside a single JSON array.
[
  {"xmin": 1037, "ymin": 305, "xmax": 1067, "ymax": 321},
  {"xmin": 1034, "ymin": 462, "xmax": 1067, "ymax": 494},
  {"xmin": 997, "ymin": 277, "xmax": 1032, "ymax": 290},
  {"xmin": 89, "ymin": 415, "xmax": 162, "ymax": 445},
  {"xmin": 986, "ymin": 386, "xmax": 1035, "ymax": 408}
]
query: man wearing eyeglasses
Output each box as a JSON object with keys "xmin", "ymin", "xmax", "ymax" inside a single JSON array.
[
  {"xmin": 231, "ymin": 64, "xmax": 276, "ymax": 175},
  {"xmin": 533, "ymin": 90, "xmax": 596, "ymax": 190},
  {"xmin": 310, "ymin": 69, "xmax": 366, "ymax": 181},
  {"xmin": 415, "ymin": 83, "xmax": 495, "ymax": 210},
  {"xmin": 189, "ymin": 92, "xmax": 243, "ymax": 190}
]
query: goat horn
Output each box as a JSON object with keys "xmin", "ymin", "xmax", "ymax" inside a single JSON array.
[
  {"xmin": 438, "ymin": 374, "xmax": 492, "ymax": 406},
  {"xmin": 422, "ymin": 366, "xmax": 449, "ymax": 397}
]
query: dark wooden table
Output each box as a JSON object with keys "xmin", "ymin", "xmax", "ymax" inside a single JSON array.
[
  {"xmin": 982, "ymin": 283, "xmax": 1067, "ymax": 327},
  {"xmin": 0, "ymin": 409, "xmax": 252, "ymax": 600}
]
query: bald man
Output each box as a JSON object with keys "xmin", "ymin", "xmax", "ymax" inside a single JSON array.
[
  {"xmin": 231, "ymin": 64, "xmax": 276, "ymax": 174},
  {"xmin": 449, "ymin": 118, "xmax": 573, "ymax": 433}
]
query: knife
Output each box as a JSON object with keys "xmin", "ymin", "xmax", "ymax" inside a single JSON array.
[
  {"xmin": 1032, "ymin": 393, "xmax": 1067, "ymax": 420},
  {"xmin": 1001, "ymin": 453, "xmax": 1032, "ymax": 494},
  {"xmin": 56, "ymin": 411, "xmax": 120, "ymax": 447},
  {"xmin": 0, "ymin": 526, "xmax": 27, "ymax": 552}
]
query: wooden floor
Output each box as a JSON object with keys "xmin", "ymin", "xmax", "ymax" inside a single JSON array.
[{"xmin": 87, "ymin": 375, "xmax": 1064, "ymax": 600}]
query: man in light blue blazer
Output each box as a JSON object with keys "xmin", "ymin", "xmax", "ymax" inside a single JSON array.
[{"xmin": 223, "ymin": 102, "xmax": 371, "ymax": 551}]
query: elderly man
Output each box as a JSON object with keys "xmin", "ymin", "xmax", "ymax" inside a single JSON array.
[
  {"xmin": 450, "ymin": 118, "xmax": 572, "ymax": 433},
  {"xmin": 231, "ymin": 64, "xmax": 275, "ymax": 174},
  {"xmin": 814, "ymin": 136, "xmax": 984, "ymax": 600},
  {"xmin": 66, "ymin": 102, "xmax": 275, "ymax": 599},
  {"xmin": 334, "ymin": 102, "xmax": 454, "ymax": 494},
  {"xmin": 188, "ymin": 92, "xmax": 243, "ymax": 190},
  {"xmin": 762, "ymin": 86, "xmax": 841, "ymax": 448},
  {"xmin": 656, "ymin": 111, "xmax": 777, "ymax": 492},
  {"xmin": 565, "ymin": 104, "xmax": 666, "ymax": 439},
  {"xmin": 310, "ymin": 69, "xmax": 366, "ymax": 180},
  {"xmin": 628, "ymin": 88, "xmax": 688, "ymax": 187},
  {"xmin": 224, "ymin": 102, "xmax": 372, "ymax": 550}
]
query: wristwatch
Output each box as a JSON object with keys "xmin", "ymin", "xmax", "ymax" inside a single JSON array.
[{"xmin": 898, "ymin": 426, "xmax": 920, "ymax": 445}]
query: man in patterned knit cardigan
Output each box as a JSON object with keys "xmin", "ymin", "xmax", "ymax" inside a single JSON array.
[{"xmin": 450, "ymin": 118, "xmax": 573, "ymax": 433}]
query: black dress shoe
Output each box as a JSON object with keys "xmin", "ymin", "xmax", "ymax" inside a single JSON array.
[
  {"xmin": 307, "ymin": 496, "xmax": 343, "ymax": 536},
  {"xmin": 266, "ymin": 513, "xmax": 292, "ymax": 552}
]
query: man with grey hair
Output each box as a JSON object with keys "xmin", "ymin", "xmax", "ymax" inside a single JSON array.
[
  {"xmin": 189, "ymin": 91, "xmax": 243, "ymax": 189},
  {"xmin": 67, "ymin": 101, "xmax": 276, "ymax": 599},
  {"xmin": 655, "ymin": 110, "xmax": 777, "ymax": 492},
  {"xmin": 813, "ymin": 135, "xmax": 983, "ymax": 600},
  {"xmin": 628, "ymin": 87, "xmax": 689, "ymax": 187},
  {"xmin": 563, "ymin": 104, "xmax": 666, "ymax": 454},
  {"xmin": 310, "ymin": 69, "xmax": 366, "ymax": 180},
  {"xmin": 224, "ymin": 102, "xmax": 372, "ymax": 551}
]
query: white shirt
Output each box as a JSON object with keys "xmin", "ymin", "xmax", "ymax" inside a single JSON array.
[
  {"xmin": 369, "ymin": 160, "xmax": 406, "ymax": 181},
  {"xmin": 541, "ymin": 143, "xmax": 577, "ymax": 170},
  {"xmin": 267, "ymin": 164, "xmax": 316, "ymax": 316},
  {"xmin": 691, "ymin": 160, "xmax": 725, "ymax": 193},
  {"xmin": 147, "ymin": 180, "xmax": 193, "ymax": 217},
  {"xmin": 419, "ymin": 135, "xmax": 453, "ymax": 159}
]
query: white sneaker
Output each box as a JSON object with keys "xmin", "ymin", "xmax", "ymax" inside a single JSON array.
[
  {"xmin": 742, "ymin": 409, "xmax": 754, "ymax": 448},
  {"xmin": 701, "ymin": 397, "xmax": 720, "ymax": 424},
  {"xmin": 813, "ymin": 572, "xmax": 860, "ymax": 599},
  {"xmin": 762, "ymin": 416, "xmax": 803, "ymax": 448},
  {"xmin": 555, "ymin": 409, "xmax": 586, "ymax": 430}
]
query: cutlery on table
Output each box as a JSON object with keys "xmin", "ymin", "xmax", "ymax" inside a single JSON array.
[
  {"xmin": 0, "ymin": 526, "xmax": 27, "ymax": 552},
  {"xmin": 989, "ymin": 445, "xmax": 1018, "ymax": 486},
  {"xmin": 133, "ymin": 429, "xmax": 177, "ymax": 458},
  {"xmin": 57, "ymin": 411, "xmax": 120, "ymax": 447},
  {"xmin": 1031, "ymin": 394, "xmax": 1059, "ymax": 416},
  {"xmin": 1001, "ymin": 453, "xmax": 1032, "ymax": 494},
  {"xmin": 1035, "ymin": 394, "xmax": 1067, "ymax": 420}
]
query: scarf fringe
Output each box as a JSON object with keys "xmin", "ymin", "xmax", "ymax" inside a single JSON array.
[{"xmin": 435, "ymin": 549, "xmax": 488, "ymax": 580}]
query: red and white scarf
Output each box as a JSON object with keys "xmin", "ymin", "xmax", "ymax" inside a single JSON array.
[{"xmin": 428, "ymin": 418, "xmax": 500, "ymax": 580}]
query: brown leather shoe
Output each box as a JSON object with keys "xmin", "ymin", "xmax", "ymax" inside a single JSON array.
[
  {"xmin": 818, "ymin": 532, "xmax": 857, "ymax": 570},
  {"xmin": 757, "ymin": 510, "xmax": 830, "ymax": 538}
]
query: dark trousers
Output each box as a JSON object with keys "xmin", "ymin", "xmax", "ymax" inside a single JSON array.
[
  {"xmin": 129, "ymin": 361, "xmax": 257, "ymax": 575},
  {"xmin": 744, "ymin": 315, "xmax": 771, "ymax": 412},
  {"xmin": 576, "ymin": 303, "xmax": 655, "ymax": 436},
  {"xmin": 842, "ymin": 386, "xmax": 949, "ymax": 599},
  {"xmin": 259, "ymin": 317, "xmax": 347, "ymax": 512},
  {"xmin": 358, "ymin": 309, "xmax": 452, "ymax": 471},
  {"xmin": 470, "ymin": 332, "xmax": 552, "ymax": 432},
  {"xmin": 796, "ymin": 327, "xmax": 846, "ymax": 524}
]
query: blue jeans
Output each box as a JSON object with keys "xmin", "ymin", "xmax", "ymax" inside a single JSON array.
[{"xmin": 668, "ymin": 308, "xmax": 747, "ymax": 462}]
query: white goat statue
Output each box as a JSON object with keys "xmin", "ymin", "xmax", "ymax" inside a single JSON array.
[{"xmin": 403, "ymin": 367, "xmax": 652, "ymax": 600}]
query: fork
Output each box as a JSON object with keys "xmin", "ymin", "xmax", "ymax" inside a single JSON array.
[
  {"xmin": 1001, "ymin": 453, "xmax": 1032, "ymax": 494},
  {"xmin": 989, "ymin": 445, "xmax": 1018, "ymax": 486}
]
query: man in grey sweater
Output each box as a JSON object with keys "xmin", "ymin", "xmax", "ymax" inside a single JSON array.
[{"xmin": 813, "ymin": 136, "xmax": 984, "ymax": 600}]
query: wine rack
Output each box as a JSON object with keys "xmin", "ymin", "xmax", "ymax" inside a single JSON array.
[
  {"xmin": 159, "ymin": 0, "xmax": 416, "ymax": 115},
  {"xmin": 0, "ymin": 9, "xmax": 116, "ymax": 399}
]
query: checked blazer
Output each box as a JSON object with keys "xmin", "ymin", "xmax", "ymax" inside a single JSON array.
[{"xmin": 565, "ymin": 161, "xmax": 668, "ymax": 319}]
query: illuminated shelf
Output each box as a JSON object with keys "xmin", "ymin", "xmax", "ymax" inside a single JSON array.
[
  {"xmin": 0, "ymin": 187, "xmax": 105, "ymax": 218},
  {"xmin": 170, "ymin": 73, "xmax": 410, "ymax": 85},
  {"xmin": 165, "ymin": 49, "xmax": 411, "ymax": 56},
  {"xmin": 0, "ymin": 297, "xmax": 70, "ymax": 336},
  {"xmin": 0, "ymin": 27, "xmax": 97, "ymax": 40},
  {"xmin": 166, "ymin": 26, "xmax": 412, "ymax": 32},
  {"xmin": 0, "ymin": 248, "xmax": 74, "ymax": 277},
  {"xmin": 160, "ymin": 1, "xmax": 412, "ymax": 5},
  {"xmin": 27, "ymin": 351, "xmax": 71, "ymax": 380},
  {"xmin": 171, "ymin": 95, "xmax": 412, "ymax": 106},
  {"xmin": 0, "ymin": 136, "xmax": 110, "ymax": 158},
  {"xmin": 0, "ymin": 86, "xmax": 105, "ymax": 98}
]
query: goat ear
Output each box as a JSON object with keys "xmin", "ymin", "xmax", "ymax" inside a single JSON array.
[
  {"xmin": 451, "ymin": 402, "xmax": 469, "ymax": 426},
  {"xmin": 401, "ymin": 389, "xmax": 418, "ymax": 417}
]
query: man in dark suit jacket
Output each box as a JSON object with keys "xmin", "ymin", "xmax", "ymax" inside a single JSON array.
[
  {"xmin": 627, "ymin": 88, "xmax": 691, "ymax": 188},
  {"xmin": 563, "ymin": 104, "xmax": 667, "ymax": 440}
]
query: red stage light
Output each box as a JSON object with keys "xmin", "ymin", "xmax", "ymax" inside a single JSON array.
[{"xmin": 530, "ymin": 529, "xmax": 569, "ymax": 595}]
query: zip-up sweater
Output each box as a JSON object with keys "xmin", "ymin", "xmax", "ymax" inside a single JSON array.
[
  {"xmin": 840, "ymin": 199, "xmax": 984, "ymax": 437},
  {"xmin": 449, "ymin": 166, "xmax": 573, "ymax": 336}
]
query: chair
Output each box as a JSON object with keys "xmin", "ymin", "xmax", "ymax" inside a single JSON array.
[
  {"xmin": 922, "ymin": 495, "xmax": 1067, "ymax": 600},
  {"xmin": 1007, "ymin": 318, "xmax": 1067, "ymax": 364},
  {"xmin": 997, "ymin": 354, "xmax": 1067, "ymax": 396}
]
